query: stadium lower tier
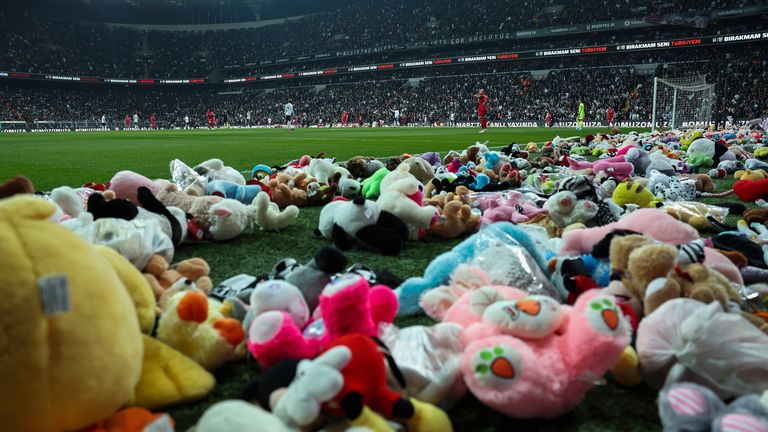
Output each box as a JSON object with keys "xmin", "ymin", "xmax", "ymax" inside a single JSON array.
[{"xmin": 1, "ymin": 53, "xmax": 765, "ymax": 129}]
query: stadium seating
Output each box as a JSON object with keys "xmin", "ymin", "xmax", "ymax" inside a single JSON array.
[
  {"xmin": 2, "ymin": 43, "xmax": 765, "ymax": 128},
  {"xmin": 0, "ymin": 0, "xmax": 759, "ymax": 79}
]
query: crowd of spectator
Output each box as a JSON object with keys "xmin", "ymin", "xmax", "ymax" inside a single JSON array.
[
  {"xmin": 0, "ymin": 0, "xmax": 759, "ymax": 79},
  {"xmin": 3, "ymin": 47, "xmax": 765, "ymax": 129}
]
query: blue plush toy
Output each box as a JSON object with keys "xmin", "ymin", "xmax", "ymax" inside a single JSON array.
[
  {"xmin": 484, "ymin": 152, "xmax": 500, "ymax": 170},
  {"xmin": 395, "ymin": 222, "xmax": 552, "ymax": 316},
  {"xmin": 207, "ymin": 180, "xmax": 263, "ymax": 204},
  {"xmin": 250, "ymin": 164, "xmax": 272, "ymax": 181},
  {"xmin": 470, "ymin": 173, "xmax": 490, "ymax": 190}
]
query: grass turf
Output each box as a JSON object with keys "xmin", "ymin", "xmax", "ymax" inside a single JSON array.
[{"xmin": 3, "ymin": 126, "xmax": 735, "ymax": 432}]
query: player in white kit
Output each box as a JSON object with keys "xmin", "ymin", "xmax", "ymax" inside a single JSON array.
[{"xmin": 284, "ymin": 100, "xmax": 294, "ymax": 130}]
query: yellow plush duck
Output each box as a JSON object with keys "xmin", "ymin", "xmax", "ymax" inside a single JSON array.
[
  {"xmin": 0, "ymin": 196, "xmax": 214, "ymax": 432},
  {"xmin": 157, "ymin": 289, "xmax": 246, "ymax": 371}
]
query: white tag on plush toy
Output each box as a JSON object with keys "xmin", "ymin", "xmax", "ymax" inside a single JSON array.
[
  {"xmin": 38, "ymin": 274, "xmax": 70, "ymax": 316},
  {"xmin": 143, "ymin": 414, "xmax": 173, "ymax": 432}
]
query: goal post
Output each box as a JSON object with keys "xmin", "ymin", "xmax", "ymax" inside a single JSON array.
[{"xmin": 651, "ymin": 74, "xmax": 716, "ymax": 130}]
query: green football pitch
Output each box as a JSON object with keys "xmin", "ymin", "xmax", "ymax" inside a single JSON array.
[{"xmin": 1, "ymin": 127, "xmax": 668, "ymax": 431}]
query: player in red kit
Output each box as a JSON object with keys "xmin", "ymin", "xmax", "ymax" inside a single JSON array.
[
  {"xmin": 150, "ymin": 113, "xmax": 157, "ymax": 130},
  {"xmin": 206, "ymin": 110, "xmax": 215, "ymax": 129},
  {"xmin": 607, "ymin": 106, "xmax": 615, "ymax": 126},
  {"xmin": 125, "ymin": 114, "xmax": 131, "ymax": 130},
  {"xmin": 545, "ymin": 111, "xmax": 553, "ymax": 127},
  {"xmin": 341, "ymin": 111, "xmax": 349, "ymax": 127},
  {"xmin": 473, "ymin": 89, "xmax": 489, "ymax": 133}
]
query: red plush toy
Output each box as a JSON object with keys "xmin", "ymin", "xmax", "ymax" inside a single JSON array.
[
  {"xmin": 733, "ymin": 178, "xmax": 768, "ymax": 202},
  {"xmin": 322, "ymin": 334, "xmax": 454, "ymax": 431}
]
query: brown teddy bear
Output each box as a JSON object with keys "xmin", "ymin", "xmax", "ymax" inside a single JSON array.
[
  {"xmin": 424, "ymin": 186, "xmax": 471, "ymax": 209},
  {"xmin": 744, "ymin": 207, "xmax": 768, "ymax": 224},
  {"xmin": 142, "ymin": 255, "xmax": 213, "ymax": 312},
  {"xmin": 459, "ymin": 146, "xmax": 480, "ymax": 166},
  {"xmin": 268, "ymin": 173, "xmax": 309, "ymax": 208},
  {"xmin": 610, "ymin": 235, "xmax": 739, "ymax": 316},
  {"xmin": 0, "ymin": 175, "xmax": 35, "ymax": 198},
  {"xmin": 429, "ymin": 200, "xmax": 480, "ymax": 239},
  {"xmin": 345, "ymin": 156, "xmax": 385, "ymax": 180}
]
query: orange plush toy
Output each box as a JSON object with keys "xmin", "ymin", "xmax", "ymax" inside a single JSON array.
[{"xmin": 78, "ymin": 407, "xmax": 174, "ymax": 432}]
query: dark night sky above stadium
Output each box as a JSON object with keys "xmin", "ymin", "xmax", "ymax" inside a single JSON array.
[{"xmin": 15, "ymin": 0, "xmax": 360, "ymax": 24}]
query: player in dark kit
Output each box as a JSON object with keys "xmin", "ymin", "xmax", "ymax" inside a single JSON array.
[{"xmin": 473, "ymin": 89, "xmax": 490, "ymax": 133}]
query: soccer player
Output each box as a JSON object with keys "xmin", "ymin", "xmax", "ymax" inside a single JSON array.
[
  {"xmin": 473, "ymin": 89, "xmax": 489, "ymax": 133},
  {"xmin": 449, "ymin": 112, "xmax": 455, "ymax": 127},
  {"xmin": 150, "ymin": 113, "xmax": 157, "ymax": 130},
  {"xmin": 246, "ymin": 110, "xmax": 252, "ymax": 127},
  {"xmin": 545, "ymin": 111, "xmax": 553, "ymax": 128},
  {"xmin": 576, "ymin": 100, "xmax": 585, "ymax": 130},
  {"xmin": 133, "ymin": 113, "xmax": 139, "ymax": 130},
  {"xmin": 125, "ymin": 114, "xmax": 131, "ymax": 130},
  {"xmin": 341, "ymin": 111, "xmax": 349, "ymax": 127},
  {"xmin": 607, "ymin": 106, "xmax": 615, "ymax": 126},
  {"xmin": 206, "ymin": 109, "xmax": 215, "ymax": 129},
  {"xmin": 284, "ymin": 100, "xmax": 294, "ymax": 130},
  {"xmin": 101, "ymin": 114, "xmax": 107, "ymax": 131},
  {"xmin": 184, "ymin": 114, "xmax": 190, "ymax": 129},
  {"xmin": 390, "ymin": 107, "xmax": 400, "ymax": 126}
]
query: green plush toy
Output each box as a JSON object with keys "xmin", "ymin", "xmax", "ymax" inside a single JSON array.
[
  {"xmin": 687, "ymin": 152, "xmax": 714, "ymax": 168},
  {"xmin": 592, "ymin": 148, "xmax": 605, "ymax": 157},
  {"xmin": 754, "ymin": 147, "xmax": 768, "ymax": 159},
  {"xmin": 572, "ymin": 146, "xmax": 590, "ymax": 156},
  {"xmin": 361, "ymin": 167, "xmax": 390, "ymax": 199}
]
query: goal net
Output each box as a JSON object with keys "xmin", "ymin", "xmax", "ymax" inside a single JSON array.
[{"xmin": 651, "ymin": 75, "xmax": 716, "ymax": 130}]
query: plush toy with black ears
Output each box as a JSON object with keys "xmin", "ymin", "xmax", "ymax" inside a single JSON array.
[
  {"xmin": 282, "ymin": 246, "xmax": 349, "ymax": 310},
  {"xmin": 316, "ymin": 197, "xmax": 409, "ymax": 256}
]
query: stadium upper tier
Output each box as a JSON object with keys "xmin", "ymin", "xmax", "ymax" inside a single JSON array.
[{"xmin": 0, "ymin": 0, "xmax": 763, "ymax": 79}]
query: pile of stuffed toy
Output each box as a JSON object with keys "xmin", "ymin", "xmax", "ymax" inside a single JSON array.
[{"xmin": 1, "ymin": 125, "xmax": 768, "ymax": 432}]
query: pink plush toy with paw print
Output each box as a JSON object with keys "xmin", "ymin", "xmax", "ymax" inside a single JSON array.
[
  {"xmin": 449, "ymin": 287, "xmax": 630, "ymax": 418},
  {"xmin": 246, "ymin": 274, "xmax": 398, "ymax": 368}
]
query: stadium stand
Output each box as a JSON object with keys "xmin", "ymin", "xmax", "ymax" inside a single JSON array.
[
  {"xmin": 0, "ymin": 0, "xmax": 765, "ymax": 130},
  {"xmin": 0, "ymin": 0, "xmax": 761, "ymax": 78},
  {"xmin": 2, "ymin": 43, "xmax": 765, "ymax": 129}
]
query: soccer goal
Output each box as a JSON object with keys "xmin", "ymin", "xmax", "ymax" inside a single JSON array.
[{"xmin": 651, "ymin": 75, "xmax": 716, "ymax": 130}]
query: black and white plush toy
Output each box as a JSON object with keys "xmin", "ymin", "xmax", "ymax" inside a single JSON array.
[{"xmin": 316, "ymin": 197, "xmax": 409, "ymax": 256}]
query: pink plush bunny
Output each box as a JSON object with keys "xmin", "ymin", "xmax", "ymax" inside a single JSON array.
[
  {"xmin": 565, "ymin": 157, "xmax": 595, "ymax": 170},
  {"xmin": 247, "ymin": 274, "xmax": 398, "ymax": 368},
  {"xmin": 455, "ymin": 288, "xmax": 630, "ymax": 418},
  {"xmin": 591, "ymin": 160, "xmax": 634, "ymax": 181},
  {"xmin": 478, "ymin": 192, "xmax": 548, "ymax": 226}
]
